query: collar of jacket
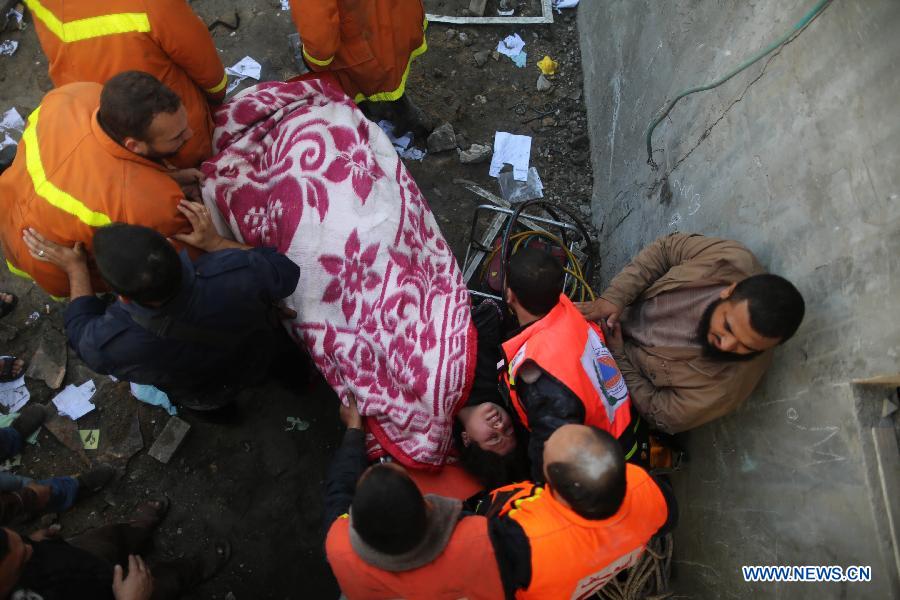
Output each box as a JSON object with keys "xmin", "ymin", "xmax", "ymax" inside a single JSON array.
[
  {"xmin": 90, "ymin": 108, "xmax": 171, "ymax": 171},
  {"xmin": 348, "ymin": 494, "xmax": 463, "ymax": 572},
  {"xmin": 120, "ymin": 251, "xmax": 197, "ymax": 320}
]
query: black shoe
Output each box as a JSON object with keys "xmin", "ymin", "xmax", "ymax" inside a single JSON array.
[
  {"xmin": 75, "ymin": 464, "xmax": 116, "ymax": 500},
  {"xmin": 11, "ymin": 404, "xmax": 49, "ymax": 439}
]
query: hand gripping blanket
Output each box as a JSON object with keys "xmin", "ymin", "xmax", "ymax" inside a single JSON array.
[{"xmin": 201, "ymin": 77, "xmax": 475, "ymax": 469}]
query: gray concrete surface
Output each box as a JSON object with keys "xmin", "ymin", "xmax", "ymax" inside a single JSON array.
[{"xmin": 578, "ymin": 1, "xmax": 900, "ymax": 598}]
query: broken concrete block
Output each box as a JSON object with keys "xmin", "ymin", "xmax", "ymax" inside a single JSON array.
[
  {"xmin": 468, "ymin": 0, "xmax": 487, "ymax": 17},
  {"xmin": 473, "ymin": 49, "xmax": 490, "ymax": 68},
  {"xmin": 26, "ymin": 333, "xmax": 67, "ymax": 389},
  {"xmin": 459, "ymin": 143, "xmax": 492, "ymax": 164},
  {"xmin": 44, "ymin": 413, "xmax": 91, "ymax": 466},
  {"xmin": 536, "ymin": 74, "xmax": 553, "ymax": 92},
  {"xmin": 427, "ymin": 122, "xmax": 457, "ymax": 153},
  {"xmin": 148, "ymin": 416, "xmax": 190, "ymax": 464}
]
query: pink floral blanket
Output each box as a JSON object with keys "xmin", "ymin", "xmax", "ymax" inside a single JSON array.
[{"xmin": 201, "ymin": 77, "xmax": 475, "ymax": 469}]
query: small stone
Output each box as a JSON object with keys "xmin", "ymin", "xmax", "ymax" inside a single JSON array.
[
  {"xmin": 433, "ymin": 68, "xmax": 446, "ymax": 79},
  {"xmin": 473, "ymin": 50, "xmax": 490, "ymax": 68},
  {"xmin": 569, "ymin": 88, "xmax": 583, "ymax": 101},
  {"xmin": 459, "ymin": 32, "xmax": 474, "ymax": 47},
  {"xmin": 569, "ymin": 134, "xmax": 589, "ymax": 150},
  {"xmin": 541, "ymin": 116, "xmax": 557, "ymax": 128},
  {"xmin": 474, "ymin": 95, "xmax": 487, "ymax": 105},
  {"xmin": 458, "ymin": 143, "xmax": 492, "ymax": 164},
  {"xmin": 427, "ymin": 122, "xmax": 457, "ymax": 153},
  {"xmin": 536, "ymin": 74, "xmax": 552, "ymax": 92},
  {"xmin": 468, "ymin": 0, "xmax": 487, "ymax": 16},
  {"xmin": 579, "ymin": 205, "xmax": 592, "ymax": 217},
  {"xmin": 445, "ymin": 28, "xmax": 457, "ymax": 40},
  {"xmin": 491, "ymin": 50, "xmax": 500, "ymax": 61}
]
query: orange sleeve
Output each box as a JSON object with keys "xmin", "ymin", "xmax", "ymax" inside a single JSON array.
[
  {"xmin": 148, "ymin": 0, "xmax": 228, "ymax": 101},
  {"xmin": 289, "ymin": 0, "xmax": 340, "ymax": 69}
]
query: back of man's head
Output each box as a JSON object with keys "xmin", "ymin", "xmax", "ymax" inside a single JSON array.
[
  {"xmin": 544, "ymin": 425, "xmax": 626, "ymax": 520},
  {"xmin": 506, "ymin": 247, "xmax": 564, "ymax": 316},
  {"xmin": 731, "ymin": 274, "xmax": 805, "ymax": 342},
  {"xmin": 99, "ymin": 71, "xmax": 181, "ymax": 144},
  {"xmin": 351, "ymin": 464, "xmax": 427, "ymax": 555},
  {"xmin": 94, "ymin": 224, "xmax": 182, "ymax": 304}
]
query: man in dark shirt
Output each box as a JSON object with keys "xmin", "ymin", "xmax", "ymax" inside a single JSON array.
[{"xmin": 21, "ymin": 201, "xmax": 301, "ymax": 410}]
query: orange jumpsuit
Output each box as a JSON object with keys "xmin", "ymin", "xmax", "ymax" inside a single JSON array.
[
  {"xmin": 289, "ymin": 0, "xmax": 427, "ymax": 103},
  {"xmin": 0, "ymin": 83, "xmax": 190, "ymax": 298},
  {"xmin": 25, "ymin": 0, "xmax": 226, "ymax": 168}
]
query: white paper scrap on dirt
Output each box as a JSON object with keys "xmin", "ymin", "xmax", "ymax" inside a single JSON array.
[
  {"xmin": 52, "ymin": 380, "xmax": 96, "ymax": 420},
  {"xmin": 0, "ymin": 40, "xmax": 17, "ymax": 56},
  {"xmin": 496, "ymin": 33, "xmax": 525, "ymax": 58},
  {"xmin": 489, "ymin": 132, "xmax": 532, "ymax": 181},
  {"xmin": 226, "ymin": 75, "xmax": 247, "ymax": 95},
  {"xmin": 554, "ymin": 0, "xmax": 580, "ymax": 9},
  {"xmin": 280, "ymin": 0, "xmax": 290, "ymax": 10},
  {"xmin": 0, "ymin": 374, "xmax": 29, "ymax": 413},
  {"xmin": 226, "ymin": 56, "xmax": 262, "ymax": 80}
]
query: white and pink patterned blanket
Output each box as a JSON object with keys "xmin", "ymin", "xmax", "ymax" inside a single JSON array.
[{"xmin": 201, "ymin": 77, "xmax": 475, "ymax": 469}]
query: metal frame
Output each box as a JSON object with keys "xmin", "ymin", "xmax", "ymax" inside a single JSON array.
[{"xmin": 426, "ymin": 0, "xmax": 553, "ymax": 25}]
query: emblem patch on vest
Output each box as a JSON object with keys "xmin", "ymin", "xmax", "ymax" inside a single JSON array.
[{"xmin": 581, "ymin": 328, "xmax": 629, "ymax": 422}]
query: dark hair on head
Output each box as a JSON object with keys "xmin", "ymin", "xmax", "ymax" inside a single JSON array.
[
  {"xmin": 452, "ymin": 418, "xmax": 529, "ymax": 490},
  {"xmin": 506, "ymin": 247, "xmax": 564, "ymax": 316},
  {"xmin": 352, "ymin": 464, "xmax": 426, "ymax": 555},
  {"xmin": 731, "ymin": 274, "xmax": 805, "ymax": 342},
  {"xmin": 99, "ymin": 71, "xmax": 181, "ymax": 143},
  {"xmin": 94, "ymin": 223, "xmax": 182, "ymax": 304},
  {"xmin": 546, "ymin": 427, "xmax": 626, "ymax": 520}
]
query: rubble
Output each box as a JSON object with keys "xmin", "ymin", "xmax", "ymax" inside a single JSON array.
[
  {"xmin": 148, "ymin": 416, "xmax": 191, "ymax": 464},
  {"xmin": 458, "ymin": 143, "xmax": 492, "ymax": 164},
  {"xmin": 536, "ymin": 74, "xmax": 552, "ymax": 92},
  {"xmin": 426, "ymin": 122, "xmax": 457, "ymax": 153}
]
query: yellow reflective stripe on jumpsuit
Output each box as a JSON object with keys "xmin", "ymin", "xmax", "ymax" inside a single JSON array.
[
  {"xmin": 23, "ymin": 108, "xmax": 112, "ymax": 227},
  {"xmin": 24, "ymin": 0, "xmax": 150, "ymax": 43}
]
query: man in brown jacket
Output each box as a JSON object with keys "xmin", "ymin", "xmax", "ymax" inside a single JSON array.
[{"xmin": 577, "ymin": 233, "xmax": 805, "ymax": 433}]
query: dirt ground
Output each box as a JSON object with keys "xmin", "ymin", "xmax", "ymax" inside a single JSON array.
[{"xmin": 0, "ymin": 1, "xmax": 593, "ymax": 598}]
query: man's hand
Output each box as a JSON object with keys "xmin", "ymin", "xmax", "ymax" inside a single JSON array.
[
  {"xmin": 28, "ymin": 523, "xmax": 61, "ymax": 542},
  {"xmin": 171, "ymin": 201, "xmax": 225, "ymax": 252},
  {"xmin": 575, "ymin": 297, "xmax": 622, "ymax": 328},
  {"xmin": 167, "ymin": 168, "xmax": 203, "ymax": 202},
  {"xmin": 339, "ymin": 394, "xmax": 364, "ymax": 431},
  {"xmin": 600, "ymin": 320, "xmax": 625, "ymax": 354},
  {"xmin": 23, "ymin": 228, "xmax": 88, "ymax": 275},
  {"xmin": 113, "ymin": 555, "xmax": 154, "ymax": 600}
]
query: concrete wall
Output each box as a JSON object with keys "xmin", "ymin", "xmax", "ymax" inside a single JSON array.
[{"xmin": 578, "ymin": 1, "xmax": 900, "ymax": 598}]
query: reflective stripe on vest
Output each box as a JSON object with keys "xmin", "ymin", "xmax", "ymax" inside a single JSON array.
[
  {"xmin": 24, "ymin": 108, "xmax": 112, "ymax": 227},
  {"xmin": 205, "ymin": 72, "xmax": 228, "ymax": 94},
  {"xmin": 25, "ymin": 0, "xmax": 150, "ymax": 43}
]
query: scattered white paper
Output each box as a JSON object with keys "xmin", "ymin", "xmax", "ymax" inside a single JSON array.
[
  {"xmin": 280, "ymin": 0, "xmax": 290, "ymax": 10},
  {"xmin": 0, "ymin": 374, "xmax": 29, "ymax": 414},
  {"xmin": 512, "ymin": 51, "xmax": 527, "ymax": 68},
  {"xmin": 52, "ymin": 380, "xmax": 96, "ymax": 420},
  {"xmin": 226, "ymin": 56, "xmax": 262, "ymax": 80},
  {"xmin": 554, "ymin": 0, "xmax": 580, "ymax": 9},
  {"xmin": 0, "ymin": 108, "xmax": 24, "ymax": 133},
  {"xmin": 496, "ymin": 33, "xmax": 525, "ymax": 58},
  {"xmin": 0, "ymin": 133, "xmax": 14, "ymax": 150},
  {"xmin": 226, "ymin": 75, "xmax": 247, "ymax": 95},
  {"xmin": 6, "ymin": 8, "xmax": 23, "ymax": 25},
  {"xmin": 489, "ymin": 132, "xmax": 532, "ymax": 181},
  {"xmin": 377, "ymin": 120, "xmax": 412, "ymax": 150},
  {"xmin": 0, "ymin": 40, "xmax": 17, "ymax": 57},
  {"xmin": 399, "ymin": 147, "xmax": 427, "ymax": 161}
]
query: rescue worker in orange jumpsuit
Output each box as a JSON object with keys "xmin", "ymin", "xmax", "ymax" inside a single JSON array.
[
  {"xmin": 0, "ymin": 71, "xmax": 196, "ymax": 298},
  {"xmin": 482, "ymin": 425, "xmax": 677, "ymax": 600},
  {"xmin": 25, "ymin": 0, "xmax": 227, "ymax": 168},
  {"xmin": 288, "ymin": 0, "xmax": 431, "ymax": 135},
  {"xmin": 456, "ymin": 247, "xmax": 644, "ymax": 486},
  {"xmin": 323, "ymin": 397, "xmax": 505, "ymax": 600}
]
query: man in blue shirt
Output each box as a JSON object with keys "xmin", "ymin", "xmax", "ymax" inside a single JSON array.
[{"xmin": 22, "ymin": 201, "xmax": 301, "ymax": 410}]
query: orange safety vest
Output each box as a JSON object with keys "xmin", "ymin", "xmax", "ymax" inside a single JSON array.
[
  {"xmin": 325, "ymin": 513, "xmax": 505, "ymax": 600},
  {"xmin": 501, "ymin": 294, "xmax": 633, "ymax": 439},
  {"xmin": 0, "ymin": 83, "xmax": 190, "ymax": 298},
  {"xmin": 493, "ymin": 465, "xmax": 668, "ymax": 600},
  {"xmin": 25, "ymin": 0, "xmax": 225, "ymax": 168},
  {"xmin": 289, "ymin": 0, "xmax": 427, "ymax": 103}
]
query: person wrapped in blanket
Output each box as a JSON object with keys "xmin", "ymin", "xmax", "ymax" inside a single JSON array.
[{"xmin": 454, "ymin": 247, "xmax": 649, "ymax": 489}]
